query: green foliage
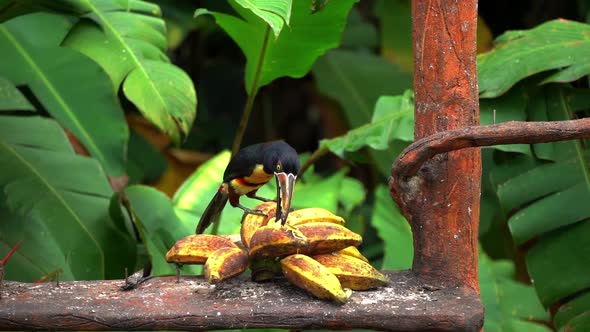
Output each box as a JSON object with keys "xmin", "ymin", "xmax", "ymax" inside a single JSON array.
[
  {"xmin": 232, "ymin": 0, "xmax": 291, "ymax": 38},
  {"xmin": 479, "ymin": 249, "xmax": 551, "ymax": 332},
  {"xmin": 313, "ymin": 49, "xmax": 413, "ymax": 174},
  {"xmin": 479, "ymin": 19, "xmax": 590, "ymax": 97},
  {"xmin": 3, "ymin": 1, "xmax": 590, "ymax": 331},
  {"xmin": 319, "ymin": 91, "xmax": 414, "ymax": 156},
  {"xmin": 371, "ymin": 185, "xmax": 413, "ymax": 270},
  {"xmin": 0, "ymin": 116, "xmax": 136, "ymax": 280},
  {"xmin": 122, "ymin": 185, "xmax": 201, "ymax": 276},
  {"xmin": 196, "ymin": 0, "xmax": 358, "ymax": 93},
  {"xmin": 479, "ymin": 20, "xmax": 590, "ymax": 330},
  {"xmin": 0, "ymin": 76, "xmax": 34, "ymax": 111},
  {"xmin": 0, "ymin": 12, "xmax": 128, "ymax": 176}
]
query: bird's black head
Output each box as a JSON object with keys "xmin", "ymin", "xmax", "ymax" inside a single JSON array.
[
  {"xmin": 261, "ymin": 141, "xmax": 300, "ymax": 176},
  {"xmin": 261, "ymin": 141, "xmax": 300, "ymax": 224}
]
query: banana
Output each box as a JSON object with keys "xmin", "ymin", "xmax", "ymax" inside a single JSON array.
[
  {"xmin": 281, "ymin": 254, "xmax": 351, "ymax": 304},
  {"xmin": 297, "ymin": 222, "xmax": 363, "ymax": 255},
  {"xmin": 284, "ymin": 207, "xmax": 345, "ymax": 226},
  {"xmin": 313, "ymin": 253, "xmax": 389, "ymax": 290},
  {"xmin": 240, "ymin": 201, "xmax": 277, "ymax": 248},
  {"xmin": 248, "ymin": 223, "xmax": 309, "ymax": 258},
  {"xmin": 205, "ymin": 247, "xmax": 249, "ymax": 283},
  {"xmin": 166, "ymin": 234, "xmax": 237, "ymax": 264},
  {"xmin": 335, "ymin": 246, "xmax": 369, "ymax": 262}
]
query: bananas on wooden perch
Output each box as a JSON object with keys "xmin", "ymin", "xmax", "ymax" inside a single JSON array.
[{"xmin": 166, "ymin": 202, "xmax": 389, "ymax": 304}]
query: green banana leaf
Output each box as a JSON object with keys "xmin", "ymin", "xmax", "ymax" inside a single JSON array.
[
  {"xmin": 479, "ymin": 249, "xmax": 551, "ymax": 332},
  {"xmin": 195, "ymin": 0, "xmax": 358, "ymax": 93},
  {"xmin": 60, "ymin": 0, "xmax": 196, "ymax": 144},
  {"xmin": 478, "ymin": 19, "xmax": 590, "ymax": 98},
  {"xmin": 0, "ymin": 12, "xmax": 128, "ymax": 176},
  {"xmin": 0, "ymin": 76, "xmax": 34, "ymax": 111},
  {"xmin": 319, "ymin": 91, "xmax": 414, "ymax": 157},
  {"xmin": 371, "ymin": 185, "xmax": 413, "ymax": 270},
  {"xmin": 0, "ymin": 116, "xmax": 136, "ymax": 281},
  {"xmin": 312, "ymin": 49, "xmax": 413, "ymax": 175},
  {"xmin": 233, "ymin": 0, "xmax": 291, "ymax": 38},
  {"xmin": 490, "ymin": 84, "xmax": 590, "ymax": 329}
]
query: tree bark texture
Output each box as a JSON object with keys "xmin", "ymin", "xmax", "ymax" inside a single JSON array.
[
  {"xmin": 390, "ymin": 0, "xmax": 481, "ymax": 291},
  {"xmin": 0, "ymin": 272, "xmax": 483, "ymax": 331}
]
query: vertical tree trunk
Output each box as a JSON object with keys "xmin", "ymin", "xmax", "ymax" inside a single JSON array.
[{"xmin": 392, "ymin": 0, "xmax": 481, "ymax": 291}]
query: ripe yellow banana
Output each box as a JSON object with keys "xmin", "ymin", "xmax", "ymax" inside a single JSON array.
[
  {"xmin": 240, "ymin": 201, "xmax": 277, "ymax": 248},
  {"xmin": 248, "ymin": 223, "xmax": 309, "ymax": 258},
  {"xmin": 335, "ymin": 246, "xmax": 369, "ymax": 262},
  {"xmin": 205, "ymin": 247, "xmax": 249, "ymax": 283},
  {"xmin": 297, "ymin": 222, "xmax": 363, "ymax": 255},
  {"xmin": 165, "ymin": 234, "xmax": 237, "ymax": 264},
  {"xmin": 313, "ymin": 253, "xmax": 389, "ymax": 290},
  {"xmin": 284, "ymin": 207, "xmax": 345, "ymax": 226},
  {"xmin": 281, "ymin": 254, "xmax": 351, "ymax": 304}
]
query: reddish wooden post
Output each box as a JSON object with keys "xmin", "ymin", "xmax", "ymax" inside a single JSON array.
[{"xmin": 391, "ymin": 0, "xmax": 481, "ymax": 291}]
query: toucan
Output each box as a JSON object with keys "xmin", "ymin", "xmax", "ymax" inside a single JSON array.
[{"xmin": 195, "ymin": 140, "xmax": 300, "ymax": 234}]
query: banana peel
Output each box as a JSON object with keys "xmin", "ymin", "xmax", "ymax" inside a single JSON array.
[
  {"xmin": 335, "ymin": 246, "xmax": 369, "ymax": 263},
  {"xmin": 240, "ymin": 201, "xmax": 277, "ymax": 248},
  {"xmin": 205, "ymin": 247, "xmax": 249, "ymax": 283},
  {"xmin": 284, "ymin": 207, "xmax": 345, "ymax": 226},
  {"xmin": 248, "ymin": 223, "xmax": 309, "ymax": 258},
  {"xmin": 165, "ymin": 234, "xmax": 237, "ymax": 264},
  {"xmin": 281, "ymin": 254, "xmax": 351, "ymax": 304},
  {"xmin": 313, "ymin": 253, "xmax": 389, "ymax": 290}
]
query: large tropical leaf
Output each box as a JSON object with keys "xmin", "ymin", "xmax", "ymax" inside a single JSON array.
[
  {"xmin": 489, "ymin": 84, "xmax": 590, "ymax": 329},
  {"xmin": 312, "ymin": 49, "xmax": 413, "ymax": 175},
  {"xmin": 319, "ymin": 91, "xmax": 414, "ymax": 157},
  {"xmin": 59, "ymin": 0, "xmax": 197, "ymax": 144},
  {"xmin": 0, "ymin": 12, "xmax": 128, "ymax": 176},
  {"xmin": 479, "ymin": 249, "xmax": 551, "ymax": 332},
  {"xmin": 478, "ymin": 19, "xmax": 590, "ymax": 98},
  {"xmin": 196, "ymin": 0, "xmax": 358, "ymax": 94},
  {"xmin": 123, "ymin": 185, "xmax": 201, "ymax": 276},
  {"xmin": 0, "ymin": 116, "xmax": 136, "ymax": 281},
  {"xmin": 371, "ymin": 185, "xmax": 413, "ymax": 270},
  {"xmin": 0, "ymin": 76, "xmax": 34, "ymax": 111},
  {"xmin": 233, "ymin": 0, "xmax": 291, "ymax": 38},
  {"xmin": 173, "ymin": 150, "xmax": 244, "ymax": 235}
]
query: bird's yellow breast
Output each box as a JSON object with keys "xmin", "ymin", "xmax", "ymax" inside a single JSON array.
[
  {"xmin": 244, "ymin": 164, "xmax": 273, "ymax": 184},
  {"xmin": 229, "ymin": 164, "xmax": 272, "ymax": 195}
]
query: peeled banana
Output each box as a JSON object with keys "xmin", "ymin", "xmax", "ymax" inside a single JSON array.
[{"xmin": 281, "ymin": 254, "xmax": 351, "ymax": 304}]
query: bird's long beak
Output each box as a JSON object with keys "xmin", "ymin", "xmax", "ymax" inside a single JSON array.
[{"xmin": 275, "ymin": 172, "xmax": 297, "ymax": 225}]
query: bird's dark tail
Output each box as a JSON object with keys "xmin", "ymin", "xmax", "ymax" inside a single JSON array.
[{"xmin": 196, "ymin": 191, "xmax": 229, "ymax": 234}]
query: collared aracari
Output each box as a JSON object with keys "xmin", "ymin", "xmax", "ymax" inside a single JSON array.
[{"xmin": 196, "ymin": 140, "xmax": 300, "ymax": 234}]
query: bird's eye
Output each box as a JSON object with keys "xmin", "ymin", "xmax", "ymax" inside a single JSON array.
[{"xmin": 276, "ymin": 164, "xmax": 281, "ymax": 171}]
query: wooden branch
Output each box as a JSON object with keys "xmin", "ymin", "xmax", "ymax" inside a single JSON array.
[
  {"xmin": 396, "ymin": 0, "xmax": 481, "ymax": 291},
  {"xmin": 0, "ymin": 272, "xmax": 483, "ymax": 331},
  {"xmin": 392, "ymin": 118, "xmax": 590, "ymax": 177}
]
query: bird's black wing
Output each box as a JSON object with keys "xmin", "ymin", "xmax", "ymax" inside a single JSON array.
[{"xmin": 222, "ymin": 143, "xmax": 264, "ymax": 182}]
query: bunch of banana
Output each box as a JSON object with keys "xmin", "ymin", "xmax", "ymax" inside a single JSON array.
[
  {"xmin": 165, "ymin": 203, "xmax": 389, "ymax": 303},
  {"xmin": 165, "ymin": 234, "xmax": 249, "ymax": 283}
]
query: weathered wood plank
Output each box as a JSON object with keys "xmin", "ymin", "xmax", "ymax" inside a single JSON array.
[{"xmin": 0, "ymin": 271, "xmax": 483, "ymax": 331}]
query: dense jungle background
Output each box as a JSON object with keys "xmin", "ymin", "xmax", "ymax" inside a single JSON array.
[{"xmin": 1, "ymin": 0, "xmax": 590, "ymax": 330}]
